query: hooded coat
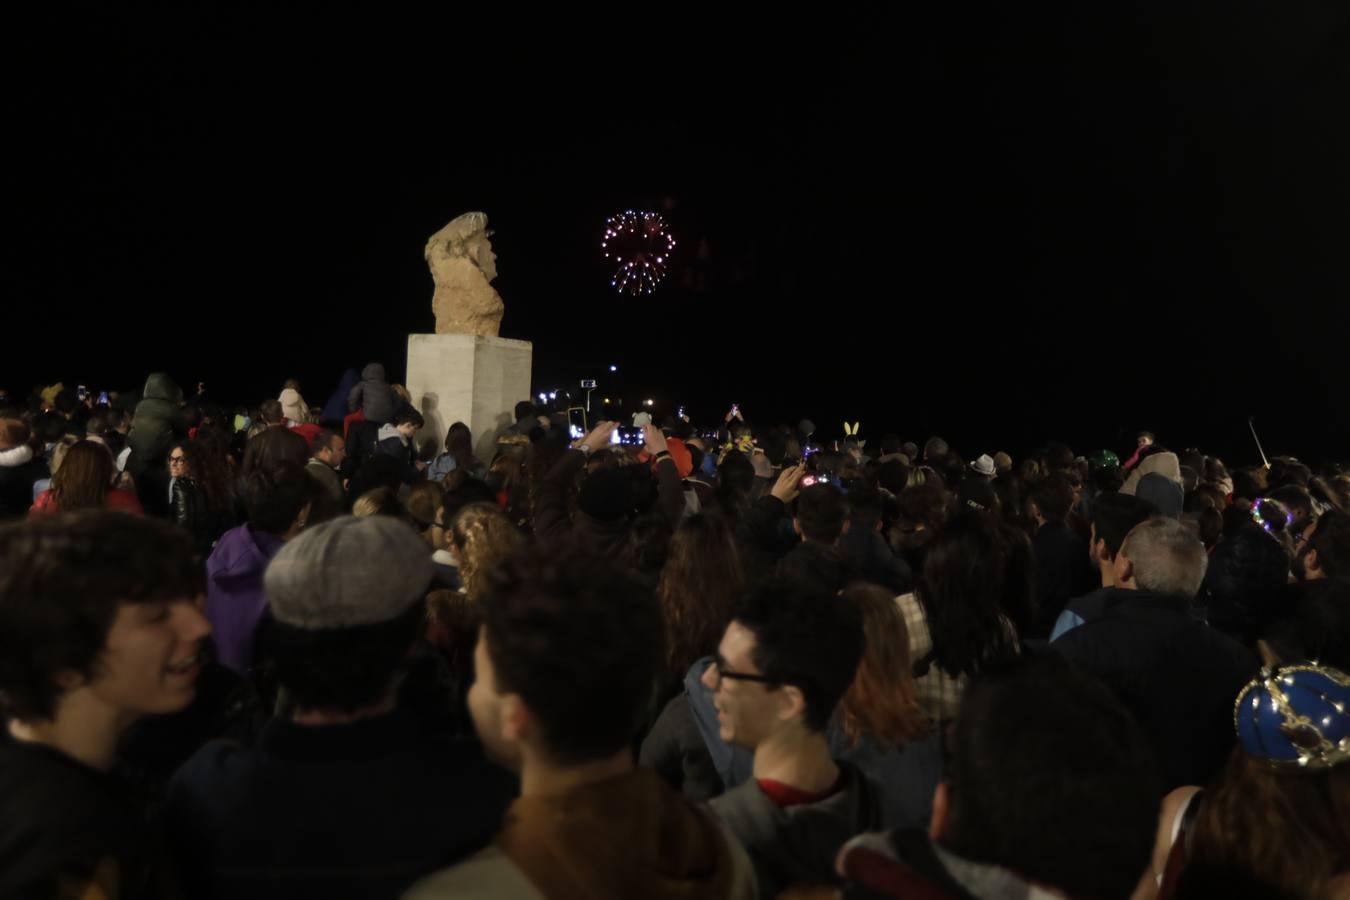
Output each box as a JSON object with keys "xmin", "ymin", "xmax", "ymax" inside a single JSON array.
[
  {"xmin": 346, "ymin": 363, "xmax": 397, "ymax": 425},
  {"xmin": 205, "ymin": 524, "xmax": 286, "ymax": 673},
  {"xmin": 126, "ymin": 373, "xmax": 187, "ymax": 476},
  {"xmin": 322, "ymin": 369, "xmax": 360, "ymax": 424}
]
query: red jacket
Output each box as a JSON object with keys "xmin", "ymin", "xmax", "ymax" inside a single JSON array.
[
  {"xmin": 290, "ymin": 423, "xmax": 324, "ymax": 449},
  {"xmin": 30, "ymin": 488, "xmax": 144, "ymax": 516}
]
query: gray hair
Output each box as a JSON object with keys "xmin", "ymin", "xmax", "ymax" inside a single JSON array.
[
  {"xmin": 924, "ymin": 436, "xmax": 949, "ymax": 460},
  {"xmin": 1121, "ymin": 517, "xmax": 1208, "ymax": 598}
]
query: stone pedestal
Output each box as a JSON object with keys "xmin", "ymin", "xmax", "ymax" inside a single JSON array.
[{"xmin": 405, "ymin": 334, "xmax": 533, "ymax": 464}]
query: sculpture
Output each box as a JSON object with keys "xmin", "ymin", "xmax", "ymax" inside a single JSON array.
[{"xmin": 425, "ymin": 211, "xmax": 504, "ymax": 337}]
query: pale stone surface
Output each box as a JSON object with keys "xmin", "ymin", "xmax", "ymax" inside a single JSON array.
[
  {"xmin": 425, "ymin": 211, "xmax": 505, "ymax": 337},
  {"xmin": 405, "ymin": 334, "xmax": 533, "ymax": 463}
]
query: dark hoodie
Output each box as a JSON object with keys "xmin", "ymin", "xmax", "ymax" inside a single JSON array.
[
  {"xmin": 406, "ymin": 768, "xmax": 756, "ymax": 900},
  {"xmin": 533, "ymin": 451, "xmax": 685, "ymax": 558},
  {"xmin": 774, "ymin": 540, "xmax": 855, "ymax": 594},
  {"xmin": 0, "ymin": 733, "xmax": 173, "ymax": 900},
  {"xmin": 346, "ymin": 363, "xmax": 397, "ymax": 425},
  {"xmin": 126, "ymin": 372, "xmax": 187, "ymax": 476},
  {"xmin": 322, "ymin": 368, "xmax": 361, "ymax": 424},
  {"xmin": 837, "ymin": 529, "xmax": 913, "ymax": 595}
]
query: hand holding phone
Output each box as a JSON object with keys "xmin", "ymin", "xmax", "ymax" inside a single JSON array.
[
  {"xmin": 578, "ymin": 421, "xmax": 618, "ymax": 453},
  {"xmin": 613, "ymin": 426, "xmax": 645, "ymax": 447},
  {"xmin": 771, "ymin": 463, "xmax": 807, "ymax": 504},
  {"xmin": 643, "ymin": 423, "xmax": 669, "ymax": 456}
]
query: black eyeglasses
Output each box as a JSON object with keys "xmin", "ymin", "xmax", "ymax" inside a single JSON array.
[{"xmin": 709, "ymin": 653, "xmax": 778, "ymax": 688}]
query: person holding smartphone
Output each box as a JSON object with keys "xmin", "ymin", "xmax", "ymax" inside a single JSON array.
[{"xmin": 534, "ymin": 422, "xmax": 686, "ymax": 556}]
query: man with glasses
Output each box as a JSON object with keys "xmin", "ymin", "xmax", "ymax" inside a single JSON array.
[
  {"xmin": 703, "ymin": 580, "xmax": 879, "ymax": 898},
  {"xmin": 1293, "ymin": 510, "xmax": 1350, "ymax": 581}
]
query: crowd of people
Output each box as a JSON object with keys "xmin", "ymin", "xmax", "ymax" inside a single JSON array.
[{"xmin": 1, "ymin": 369, "xmax": 1348, "ymax": 899}]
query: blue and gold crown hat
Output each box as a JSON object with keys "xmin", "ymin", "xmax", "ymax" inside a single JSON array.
[{"xmin": 1235, "ymin": 664, "xmax": 1350, "ymax": 772}]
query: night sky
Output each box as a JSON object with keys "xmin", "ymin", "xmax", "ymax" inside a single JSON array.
[{"xmin": 9, "ymin": 8, "xmax": 1349, "ymax": 465}]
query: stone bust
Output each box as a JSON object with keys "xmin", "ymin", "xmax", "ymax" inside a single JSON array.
[{"xmin": 425, "ymin": 211, "xmax": 505, "ymax": 337}]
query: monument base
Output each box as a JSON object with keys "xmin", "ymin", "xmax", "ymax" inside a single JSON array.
[{"xmin": 405, "ymin": 334, "xmax": 534, "ymax": 464}]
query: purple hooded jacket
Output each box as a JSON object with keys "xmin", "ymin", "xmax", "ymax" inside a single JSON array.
[{"xmin": 205, "ymin": 524, "xmax": 286, "ymax": 673}]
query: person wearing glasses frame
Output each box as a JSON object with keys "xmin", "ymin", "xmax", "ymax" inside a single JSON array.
[{"xmin": 703, "ymin": 580, "xmax": 881, "ymax": 899}]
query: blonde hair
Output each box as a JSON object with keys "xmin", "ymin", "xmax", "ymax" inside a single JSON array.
[
  {"xmin": 352, "ymin": 487, "xmax": 401, "ymax": 518},
  {"xmin": 405, "ymin": 481, "xmax": 443, "ymax": 535},
  {"xmin": 450, "ymin": 504, "xmax": 525, "ymax": 602},
  {"xmin": 47, "ymin": 436, "xmax": 82, "ymax": 476}
]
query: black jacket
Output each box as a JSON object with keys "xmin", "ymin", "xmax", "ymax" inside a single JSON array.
[
  {"xmin": 375, "ymin": 430, "xmax": 423, "ymax": 485},
  {"xmin": 733, "ymin": 495, "xmax": 801, "ymax": 587},
  {"xmin": 838, "ymin": 529, "xmax": 913, "ymax": 595},
  {"xmin": 1052, "ymin": 591, "xmax": 1257, "ymax": 791},
  {"xmin": 775, "ymin": 540, "xmax": 856, "ymax": 594},
  {"xmin": 165, "ymin": 709, "xmax": 514, "ymax": 900},
  {"xmin": 0, "ymin": 735, "xmax": 174, "ymax": 899},
  {"xmin": 535, "ymin": 450, "xmax": 684, "ymax": 557},
  {"xmin": 173, "ymin": 475, "xmax": 234, "ymax": 556},
  {"xmin": 0, "ymin": 454, "xmax": 47, "ymax": 519}
]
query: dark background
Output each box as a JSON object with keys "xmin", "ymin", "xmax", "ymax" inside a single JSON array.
[{"xmin": 7, "ymin": 7, "xmax": 1349, "ymax": 464}]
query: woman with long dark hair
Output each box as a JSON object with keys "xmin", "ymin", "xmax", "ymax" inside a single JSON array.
[
  {"xmin": 30, "ymin": 441, "xmax": 142, "ymax": 515},
  {"xmin": 658, "ymin": 515, "xmax": 744, "ymax": 682},
  {"xmin": 172, "ymin": 433, "xmax": 236, "ymax": 554},
  {"xmin": 428, "ymin": 421, "xmax": 485, "ymax": 482},
  {"xmin": 897, "ymin": 509, "xmax": 1019, "ymax": 724}
]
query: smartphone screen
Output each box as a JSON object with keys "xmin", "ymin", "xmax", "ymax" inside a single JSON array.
[{"xmin": 567, "ymin": 407, "xmax": 587, "ymax": 439}]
